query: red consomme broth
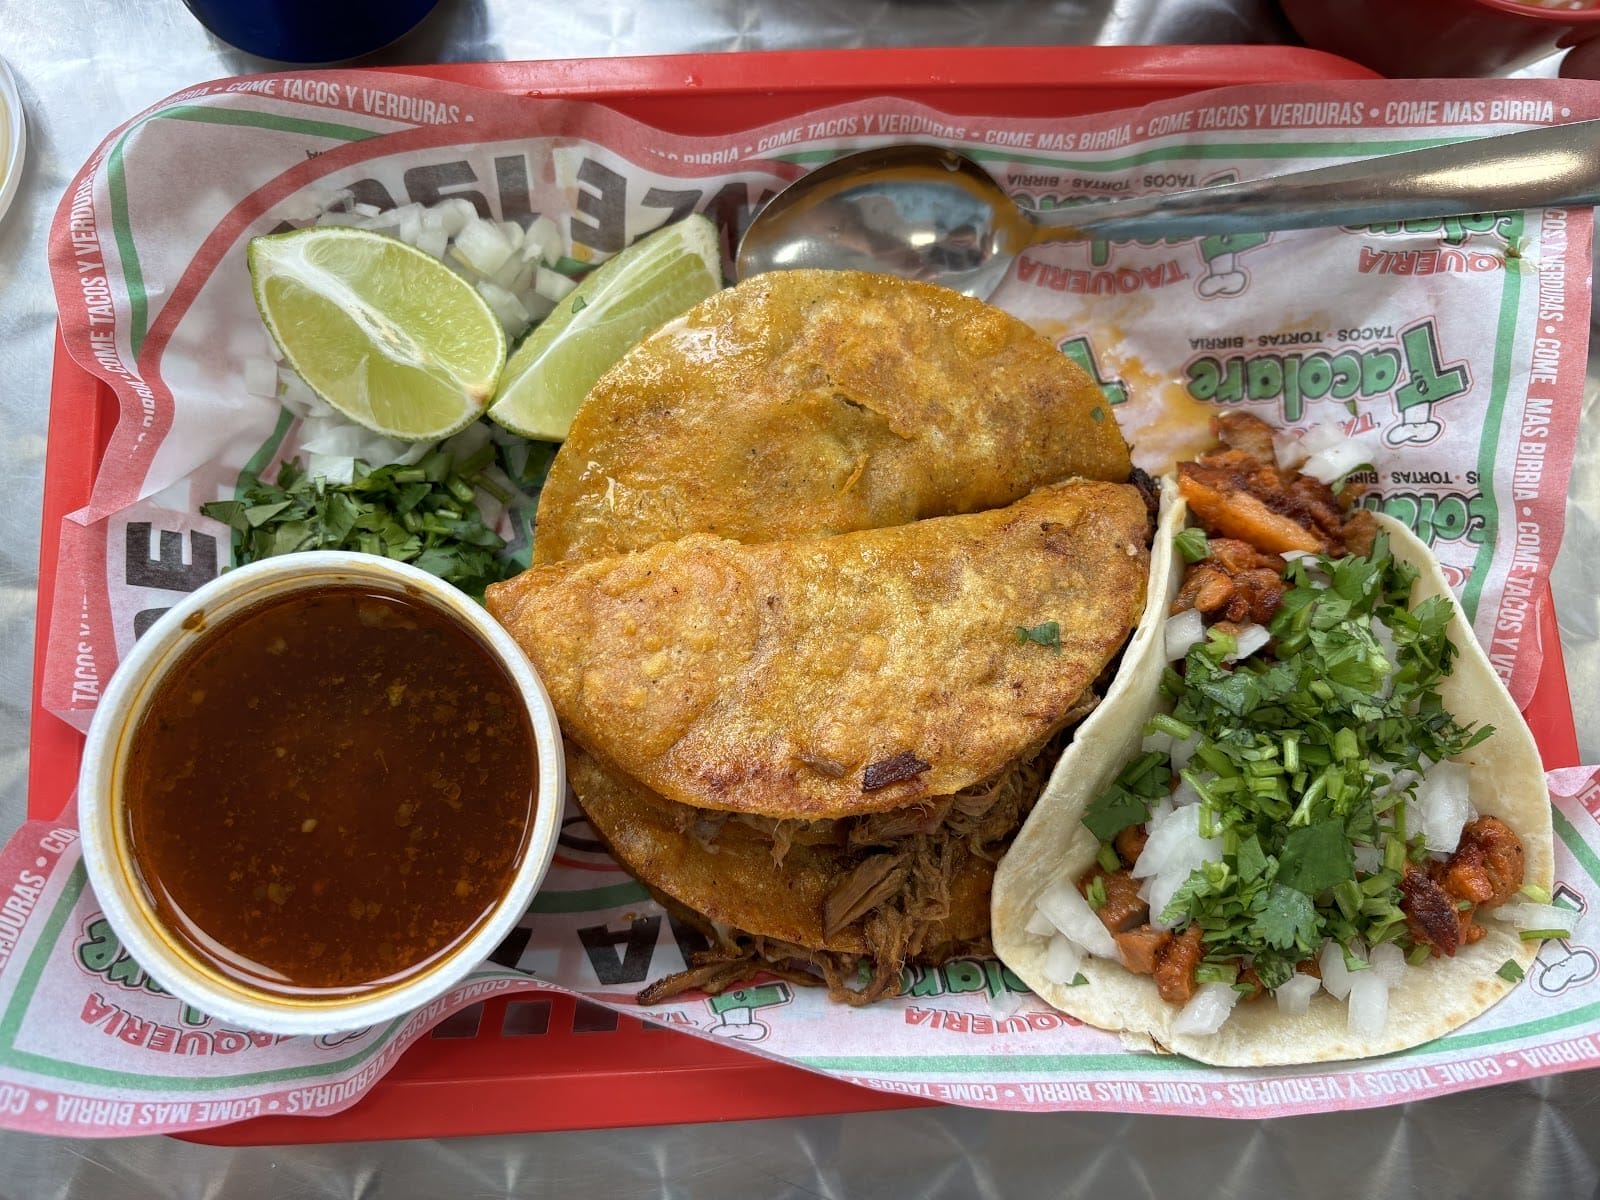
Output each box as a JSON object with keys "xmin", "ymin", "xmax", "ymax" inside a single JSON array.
[{"xmin": 120, "ymin": 585, "xmax": 536, "ymax": 997}]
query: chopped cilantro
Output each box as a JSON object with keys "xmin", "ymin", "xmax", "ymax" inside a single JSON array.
[
  {"xmin": 1252, "ymin": 884, "xmax": 1318, "ymax": 951},
  {"xmin": 1497, "ymin": 959, "xmax": 1526, "ymax": 983},
  {"xmin": 1077, "ymin": 528, "xmax": 1494, "ymax": 996},
  {"xmin": 1276, "ymin": 819, "xmax": 1355, "ymax": 895},
  {"xmin": 1174, "ymin": 527, "xmax": 1211, "ymax": 563},
  {"xmin": 1082, "ymin": 750, "xmax": 1169, "ymax": 841},
  {"xmin": 201, "ymin": 439, "xmax": 531, "ymax": 600},
  {"xmin": 1014, "ymin": 620, "xmax": 1062, "ymax": 653}
]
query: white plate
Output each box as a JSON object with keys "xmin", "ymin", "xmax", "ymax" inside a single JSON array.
[{"xmin": 0, "ymin": 56, "xmax": 25, "ymax": 226}]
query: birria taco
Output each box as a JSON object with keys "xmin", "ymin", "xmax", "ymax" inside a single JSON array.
[
  {"xmin": 490, "ymin": 269, "xmax": 1151, "ymax": 1004},
  {"xmin": 992, "ymin": 413, "xmax": 1561, "ymax": 1066}
]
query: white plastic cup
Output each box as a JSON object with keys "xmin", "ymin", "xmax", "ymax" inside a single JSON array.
[{"xmin": 78, "ymin": 552, "xmax": 564, "ymax": 1035}]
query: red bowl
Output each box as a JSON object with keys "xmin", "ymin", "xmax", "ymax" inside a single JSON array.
[{"xmin": 1279, "ymin": 0, "xmax": 1600, "ymax": 77}]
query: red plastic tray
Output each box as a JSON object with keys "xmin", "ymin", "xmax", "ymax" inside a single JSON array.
[{"xmin": 33, "ymin": 45, "xmax": 1582, "ymax": 1146}]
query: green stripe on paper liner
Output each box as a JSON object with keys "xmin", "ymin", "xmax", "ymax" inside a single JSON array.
[
  {"xmin": 0, "ymin": 864, "xmax": 409, "ymax": 1092},
  {"xmin": 806, "ymin": 814, "xmax": 1600, "ymax": 1076},
  {"xmin": 527, "ymin": 880, "xmax": 651, "ymax": 914},
  {"xmin": 774, "ymin": 137, "xmax": 1459, "ymax": 174},
  {"xmin": 1458, "ymin": 253, "xmax": 1524, "ymax": 624},
  {"xmin": 106, "ymin": 105, "xmax": 377, "ymax": 358}
]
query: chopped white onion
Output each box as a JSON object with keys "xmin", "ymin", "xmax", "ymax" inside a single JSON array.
[
  {"xmin": 451, "ymin": 218, "xmax": 515, "ymax": 277},
  {"xmin": 1369, "ymin": 942, "xmax": 1406, "ymax": 986},
  {"xmin": 477, "ymin": 280, "xmax": 531, "ymax": 334},
  {"xmin": 535, "ymin": 265, "xmax": 578, "ymax": 303},
  {"xmin": 1133, "ymin": 803, "xmax": 1222, "ymax": 929},
  {"xmin": 305, "ymin": 452, "xmax": 356, "ymax": 485},
  {"xmin": 397, "ymin": 204, "xmax": 424, "ymax": 246},
  {"xmin": 1302, "ymin": 436, "xmax": 1379, "ymax": 485},
  {"xmin": 1034, "ymin": 879, "xmax": 1119, "ymax": 959},
  {"xmin": 1227, "ymin": 623, "xmax": 1271, "ymax": 661},
  {"xmin": 1319, "ymin": 939, "xmax": 1356, "ymax": 1001},
  {"xmin": 352, "ymin": 202, "xmax": 381, "ymax": 218},
  {"xmin": 1024, "ymin": 908, "xmax": 1057, "ymax": 937},
  {"xmin": 1273, "ymin": 429, "xmax": 1311, "ymax": 470},
  {"xmin": 1141, "ymin": 728, "xmax": 1173, "ymax": 757},
  {"xmin": 1171, "ymin": 982, "xmax": 1240, "ymax": 1036},
  {"xmin": 414, "ymin": 228, "xmax": 448, "ymax": 260},
  {"xmin": 1043, "ymin": 934, "xmax": 1086, "ymax": 986},
  {"xmin": 244, "ymin": 358, "xmax": 280, "ymax": 399},
  {"xmin": 1486, "ymin": 901, "xmax": 1582, "ymax": 936},
  {"xmin": 1375, "ymin": 767, "xmax": 1421, "ymax": 803},
  {"xmin": 1346, "ymin": 967, "xmax": 1390, "ymax": 1039},
  {"xmin": 299, "ymin": 415, "xmax": 418, "ymax": 469},
  {"xmin": 1169, "ymin": 734, "xmax": 1199, "ymax": 772},
  {"xmin": 498, "ymin": 220, "xmax": 525, "ymax": 252},
  {"xmin": 1352, "ymin": 844, "xmax": 1384, "ymax": 874},
  {"xmin": 1275, "ymin": 972, "xmax": 1321, "ymax": 1016},
  {"xmin": 1165, "ymin": 608, "xmax": 1205, "ymax": 661},
  {"xmin": 1299, "ymin": 421, "xmax": 1353, "ymax": 457},
  {"xmin": 436, "ymin": 198, "xmax": 477, "ymax": 237},
  {"xmin": 1417, "ymin": 759, "xmax": 1473, "ymax": 853},
  {"xmin": 1170, "ymin": 776, "xmax": 1204, "ymax": 808},
  {"xmin": 523, "ymin": 215, "xmax": 562, "ymax": 264}
]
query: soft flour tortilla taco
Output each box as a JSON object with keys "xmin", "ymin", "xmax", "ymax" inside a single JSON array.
[{"xmin": 993, "ymin": 417, "xmax": 1558, "ymax": 1066}]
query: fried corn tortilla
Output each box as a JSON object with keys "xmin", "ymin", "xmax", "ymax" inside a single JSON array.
[
  {"xmin": 990, "ymin": 509, "xmax": 1556, "ymax": 1066},
  {"xmin": 531, "ymin": 269, "xmax": 1132, "ymax": 565},
  {"xmin": 489, "ymin": 480, "xmax": 1151, "ymax": 821},
  {"xmin": 568, "ymin": 745, "xmax": 993, "ymax": 954}
]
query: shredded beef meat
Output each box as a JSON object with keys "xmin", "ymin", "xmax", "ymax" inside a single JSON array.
[
  {"xmin": 636, "ymin": 720, "xmax": 1088, "ymax": 1006},
  {"xmin": 824, "ymin": 853, "xmax": 912, "ymax": 938}
]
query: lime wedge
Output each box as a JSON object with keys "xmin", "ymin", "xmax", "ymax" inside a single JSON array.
[
  {"xmin": 488, "ymin": 214, "xmax": 722, "ymax": 441},
  {"xmin": 248, "ymin": 227, "xmax": 507, "ymax": 442}
]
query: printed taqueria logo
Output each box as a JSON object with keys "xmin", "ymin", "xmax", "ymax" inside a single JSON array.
[
  {"xmin": 1185, "ymin": 317, "xmax": 1470, "ymax": 450},
  {"xmin": 1011, "ymin": 172, "xmax": 1269, "ymax": 301},
  {"xmin": 74, "ymin": 917, "xmax": 292, "ymax": 1054},
  {"xmin": 1348, "ymin": 211, "xmax": 1526, "ymax": 277}
]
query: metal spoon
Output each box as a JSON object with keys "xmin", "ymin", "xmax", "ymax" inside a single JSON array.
[{"xmin": 735, "ymin": 123, "xmax": 1600, "ymax": 298}]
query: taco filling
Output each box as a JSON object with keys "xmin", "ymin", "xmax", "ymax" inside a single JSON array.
[{"xmin": 1031, "ymin": 414, "xmax": 1566, "ymax": 1041}]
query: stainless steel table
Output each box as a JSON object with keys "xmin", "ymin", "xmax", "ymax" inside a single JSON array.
[{"xmin": 1, "ymin": 1, "xmax": 1596, "ymax": 1195}]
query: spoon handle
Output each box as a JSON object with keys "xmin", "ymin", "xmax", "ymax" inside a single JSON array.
[{"xmin": 1029, "ymin": 118, "xmax": 1600, "ymax": 242}]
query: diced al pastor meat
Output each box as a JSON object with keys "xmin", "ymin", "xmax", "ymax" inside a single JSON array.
[
  {"xmin": 1153, "ymin": 926, "xmax": 1204, "ymax": 1003},
  {"xmin": 1400, "ymin": 866, "xmax": 1461, "ymax": 957},
  {"xmin": 1081, "ymin": 868, "xmax": 1149, "ymax": 933},
  {"xmin": 1114, "ymin": 924, "xmax": 1171, "ymax": 974}
]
